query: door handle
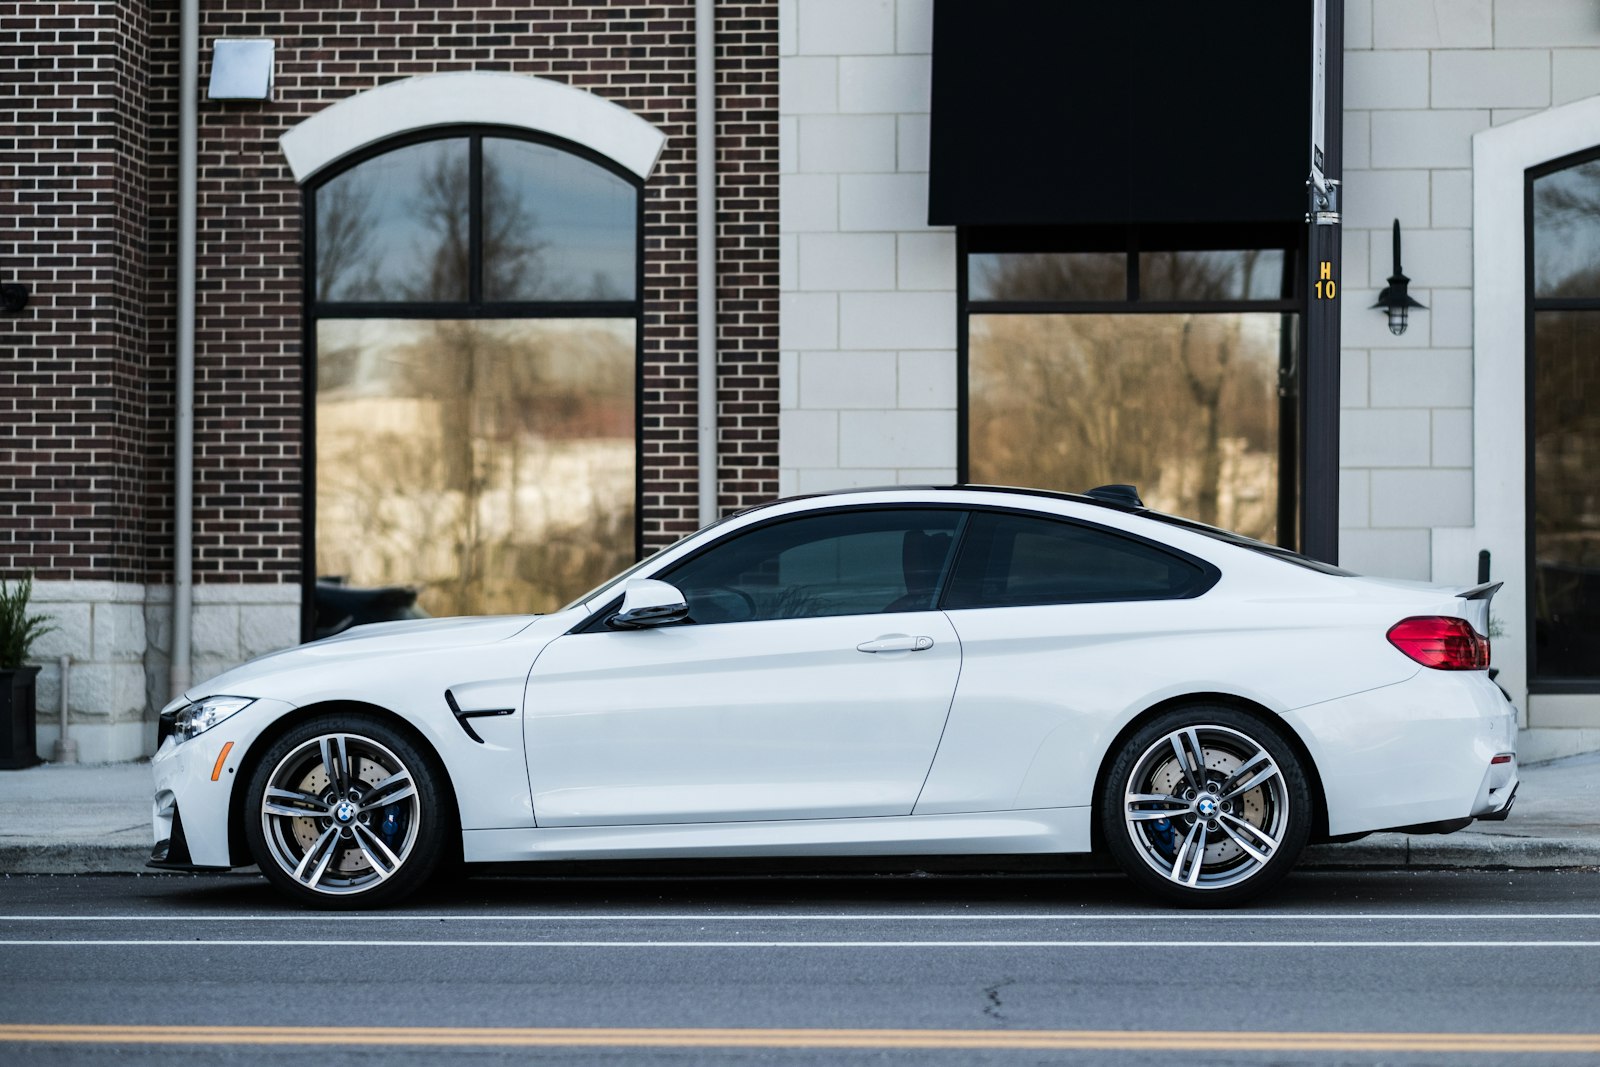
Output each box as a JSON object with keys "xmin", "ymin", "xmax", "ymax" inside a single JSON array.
[{"xmin": 856, "ymin": 635, "xmax": 935, "ymax": 653}]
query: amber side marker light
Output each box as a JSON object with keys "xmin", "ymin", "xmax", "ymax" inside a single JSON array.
[
  {"xmin": 1386, "ymin": 616, "xmax": 1490, "ymax": 670},
  {"xmin": 211, "ymin": 741, "xmax": 235, "ymax": 782}
]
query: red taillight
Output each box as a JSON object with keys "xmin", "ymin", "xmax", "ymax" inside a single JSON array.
[{"xmin": 1387, "ymin": 616, "xmax": 1490, "ymax": 670}]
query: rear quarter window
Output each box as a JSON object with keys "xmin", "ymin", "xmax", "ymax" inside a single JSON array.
[{"xmin": 943, "ymin": 511, "xmax": 1215, "ymax": 609}]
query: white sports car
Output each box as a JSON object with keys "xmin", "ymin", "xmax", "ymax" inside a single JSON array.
[{"xmin": 150, "ymin": 486, "xmax": 1518, "ymax": 907}]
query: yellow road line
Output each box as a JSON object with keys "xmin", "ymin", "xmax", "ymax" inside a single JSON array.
[{"xmin": 0, "ymin": 1025, "xmax": 1597, "ymax": 1052}]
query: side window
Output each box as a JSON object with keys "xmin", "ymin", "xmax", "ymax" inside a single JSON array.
[
  {"xmin": 943, "ymin": 512, "xmax": 1210, "ymax": 609},
  {"xmin": 663, "ymin": 510, "xmax": 963, "ymax": 624}
]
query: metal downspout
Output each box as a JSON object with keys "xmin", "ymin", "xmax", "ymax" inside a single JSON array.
[
  {"xmin": 695, "ymin": 0, "xmax": 717, "ymax": 527},
  {"xmin": 171, "ymin": 0, "xmax": 197, "ymax": 699}
]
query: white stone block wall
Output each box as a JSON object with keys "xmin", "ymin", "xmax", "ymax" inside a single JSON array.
[
  {"xmin": 26, "ymin": 581, "xmax": 300, "ymax": 762},
  {"xmin": 1338, "ymin": 0, "xmax": 1600, "ymax": 582},
  {"xmin": 778, "ymin": 0, "xmax": 957, "ymax": 493}
]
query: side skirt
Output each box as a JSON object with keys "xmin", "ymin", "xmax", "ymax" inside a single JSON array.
[{"xmin": 462, "ymin": 807, "xmax": 1091, "ymax": 864}]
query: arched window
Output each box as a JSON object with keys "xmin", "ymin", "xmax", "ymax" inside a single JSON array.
[
  {"xmin": 1529, "ymin": 148, "xmax": 1600, "ymax": 684},
  {"xmin": 306, "ymin": 130, "xmax": 641, "ymax": 627}
]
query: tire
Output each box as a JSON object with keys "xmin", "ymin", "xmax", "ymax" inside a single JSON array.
[
  {"xmin": 1099, "ymin": 705, "xmax": 1311, "ymax": 907},
  {"xmin": 244, "ymin": 713, "xmax": 451, "ymax": 908}
]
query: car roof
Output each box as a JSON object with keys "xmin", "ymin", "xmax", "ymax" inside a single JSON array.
[{"xmin": 730, "ymin": 484, "xmax": 1355, "ymax": 578}]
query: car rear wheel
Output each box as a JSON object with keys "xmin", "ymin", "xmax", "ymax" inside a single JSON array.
[
  {"xmin": 1100, "ymin": 706, "xmax": 1311, "ymax": 907},
  {"xmin": 244, "ymin": 714, "xmax": 449, "ymax": 907}
]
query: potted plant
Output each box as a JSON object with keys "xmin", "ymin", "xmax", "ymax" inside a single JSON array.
[{"xmin": 0, "ymin": 574, "xmax": 54, "ymax": 769}]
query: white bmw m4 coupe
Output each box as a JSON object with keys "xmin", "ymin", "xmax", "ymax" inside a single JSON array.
[{"xmin": 151, "ymin": 485, "xmax": 1518, "ymax": 907}]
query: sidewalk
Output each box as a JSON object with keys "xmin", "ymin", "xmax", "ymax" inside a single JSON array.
[{"xmin": 0, "ymin": 754, "xmax": 1595, "ymax": 876}]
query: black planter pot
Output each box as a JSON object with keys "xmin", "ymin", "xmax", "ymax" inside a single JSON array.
[{"xmin": 0, "ymin": 665, "xmax": 42, "ymax": 770}]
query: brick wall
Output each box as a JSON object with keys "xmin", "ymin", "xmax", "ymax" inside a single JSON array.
[
  {"xmin": 4, "ymin": 0, "xmax": 778, "ymax": 588},
  {"xmin": 0, "ymin": 1, "xmax": 151, "ymax": 582}
]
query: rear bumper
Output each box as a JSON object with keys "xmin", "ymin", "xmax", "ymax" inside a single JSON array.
[{"xmin": 1284, "ymin": 669, "xmax": 1518, "ymax": 838}]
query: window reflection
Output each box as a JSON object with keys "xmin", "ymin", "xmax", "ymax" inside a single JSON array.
[
  {"xmin": 1532, "ymin": 310, "xmax": 1600, "ymax": 677},
  {"xmin": 482, "ymin": 139, "xmax": 636, "ymax": 301},
  {"xmin": 315, "ymin": 139, "xmax": 470, "ymax": 303},
  {"xmin": 1533, "ymin": 158, "xmax": 1600, "ymax": 299},
  {"xmin": 315, "ymin": 319, "xmax": 637, "ymax": 616},
  {"xmin": 968, "ymin": 313, "xmax": 1293, "ymax": 542},
  {"xmin": 1531, "ymin": 154, "xmax": 1600, "ymax": 681},
  {"xmin": 969, "ymin": 252, "xmax": 1126, "ymax": 302},
  {"xmin": 1140, "ymin": 250, "xmax": 1287, "ymax": 302}
]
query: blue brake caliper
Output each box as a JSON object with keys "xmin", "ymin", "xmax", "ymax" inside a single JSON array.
[
  {"xmin": 1148, "ymin": 817, "xmax": 1178, "ymax": 858},
  {"xmin": 379, "ymin": 805, "xmax": 402, "ymax": 848}
]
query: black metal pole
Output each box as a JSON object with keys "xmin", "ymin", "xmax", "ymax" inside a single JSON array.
[{"xmin": 1301, "ymin": 0, "xmax": 1343, "ymax": 564}]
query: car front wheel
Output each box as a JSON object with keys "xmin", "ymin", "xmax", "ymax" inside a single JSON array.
[
  {"xmin": 244, "ymin": 714, "xmax": 449, "ymax": 907},
  {"xmin": 1100, "ymin": 706, "xmax": 1311, "ymax": 906}
]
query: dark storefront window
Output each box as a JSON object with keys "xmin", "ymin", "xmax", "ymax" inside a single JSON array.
[
  {"xmin": 963, "ymin": 230, "xmax": 1302, "ymax": 546},
  {"xmin": 307, "ymin": 131, "xmax": 642, "ymax": 630},
  {"xmin": 1529, "ymin": 151, "xmax": 1600, "ymax": 685}
]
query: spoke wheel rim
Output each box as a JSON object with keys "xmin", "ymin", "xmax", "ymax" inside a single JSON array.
[
  {"xmin": 1123, "ymin": 724, "xmax": 1289, "ymax": 891},
  {"xmin": 260, "ymin": 733, "xmax": 422, "ymax": 896}
]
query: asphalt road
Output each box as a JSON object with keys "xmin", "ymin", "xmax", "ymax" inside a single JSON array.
[{"xmin": 1, "ymin": 868, "xmax": 1598, "ymax": 1064}]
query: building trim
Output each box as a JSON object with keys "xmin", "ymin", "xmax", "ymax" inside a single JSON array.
[
  {"xmin": 1468, "ymin": 94, "xmax": 1600, "ymax": 715},
  {"xmin": 278, "ymin": 72, "xmax": 668, "ymax": 184}
]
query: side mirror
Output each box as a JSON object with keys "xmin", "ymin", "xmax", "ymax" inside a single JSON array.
[{"xmin": 609, "ymin": 579, "xmax": 689, "ymax": 629}]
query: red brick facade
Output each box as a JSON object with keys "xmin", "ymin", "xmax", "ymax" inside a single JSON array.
[{"xmin": 1, "ymin": 1, "xmax": 778, "ymax": 585}]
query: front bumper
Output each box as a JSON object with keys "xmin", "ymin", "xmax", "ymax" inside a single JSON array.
[
  {"xmin": 148, "ymin": 795, "xmax": 232, "ymax": 872},
  {"xmin": 149, "ymin": 696, "xmax": 297, "ymax": 870}
]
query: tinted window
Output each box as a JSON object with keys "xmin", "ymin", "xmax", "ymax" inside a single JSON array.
[
  {"xmin": 316, "ymin": 138, "xmax": 471, "ymax": 303},
  {"xmin": 663, "ymin": 510, "xmax": 963, "ymax": 624},
  {"xmin": 943, "ymin": 512, "xmax": 1210, "ymax": 609},
  {"xmin": 1531, "ymin": 154, "xmax": 1600, "ymax": 680},
  {"xmin": 482, "ymin": 138, "xmax": 637, "ymax": 302}
]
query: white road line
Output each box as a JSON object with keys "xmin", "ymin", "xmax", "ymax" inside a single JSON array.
[
  {"xmin": 1, "ymin": 939, "xmax": 1598, "ymax": 949},
  {"xmin": 0, "ymin": 913, "xmax": 1598, "ymax": 922}
]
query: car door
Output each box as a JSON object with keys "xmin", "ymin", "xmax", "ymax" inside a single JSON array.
[
  {"xmin": 914, "ymin": 508, "xmax": 1220, "ymax": 815},
  {"xmin": 524, "ymin": 508, "xmax": 966, "ymax": 826}
]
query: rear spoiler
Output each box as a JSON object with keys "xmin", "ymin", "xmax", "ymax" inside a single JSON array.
[{"xmin": 1457, "ymin": 581, "xmax": 1503, "ymax": 602}]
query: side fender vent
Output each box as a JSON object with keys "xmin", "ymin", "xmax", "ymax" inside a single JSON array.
[{"xmin": 444, "ymin": 689, "xmax": 516, "ymax": 744}]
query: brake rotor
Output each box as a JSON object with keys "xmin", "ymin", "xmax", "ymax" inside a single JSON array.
[
  {"xmin": 289, "ymin": 756, "xmax": 391, "ymax": 875},
  {"xmin": 1145, "ymin": 747, "xmax": 1269, "ymax": 867}
]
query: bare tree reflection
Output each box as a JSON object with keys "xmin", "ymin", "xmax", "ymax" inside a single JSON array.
[
  {"xmin": 969, "ymin": 255, "xmax": 1283, "ymax": 539},
  {"xmin": 313, "ymin": 140, "xmax": 639, "ymax": 617},
  {"xmin": 315, "ymin": 178, "xmax": 383, "ymax": 303},
  {"xmin": 317, "ymin": 319, "xmax": 636, "ymax": 617}
]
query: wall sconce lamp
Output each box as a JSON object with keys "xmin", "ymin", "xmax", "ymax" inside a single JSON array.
[{"xmin": 1371, "ymin": 219, "xmax": 1425, "ymax": 336}]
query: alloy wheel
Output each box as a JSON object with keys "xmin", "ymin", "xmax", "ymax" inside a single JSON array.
[
  {"xmin": 1121, "ymin": 723, "xmax": 1290, "ymax": 891},
  {"xmin": 258, "ymin": 732, "xmax": 423, "ymax": 896}
]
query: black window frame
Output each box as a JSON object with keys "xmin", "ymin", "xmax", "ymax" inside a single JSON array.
[
  {"xmin": 1525, "ymin": 144, "xmax": 1600, "ymax": 693},
  {"xmin": 301, "ymin": 126, "xmax": 647, "ymax": 642},
  {"xmin": 958, "ymin": 222, "xmax": 1309, "ymax": 552}
]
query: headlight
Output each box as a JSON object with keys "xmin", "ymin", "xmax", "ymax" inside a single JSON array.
[{"xmin": 172, "ymin": 696, "xmax": 255, "ymax": 744}]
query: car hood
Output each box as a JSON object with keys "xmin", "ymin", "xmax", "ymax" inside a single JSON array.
[{"xmin": 183, "ymin": 614, "xmax": 547, "ymax": 701}]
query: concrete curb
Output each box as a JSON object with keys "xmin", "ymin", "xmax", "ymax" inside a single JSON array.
[
  {"xmin": 1, "ymin": 844, "xmax": 154, "ymax": 876},
  {"xmin": 4, "ymin": 838, "xmax": 1598, "ymax": 877},
  {"xmin": 1303, "ymin": 833, "xmax": 1600, "ymax": 869}
]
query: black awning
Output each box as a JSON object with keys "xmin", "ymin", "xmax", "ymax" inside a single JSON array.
[{"xmin": 928, "ymin": 1, "xmax": 1313, "ymax": 228}]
